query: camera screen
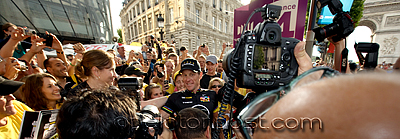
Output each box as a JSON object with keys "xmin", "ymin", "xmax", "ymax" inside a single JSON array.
[
  {"xmin": 253, "ymin": 45, "xmax": 281, "ymax": 71},
  {"xmin": 255, "ymin": 73, "xmax": 273, "ymax": 79}
]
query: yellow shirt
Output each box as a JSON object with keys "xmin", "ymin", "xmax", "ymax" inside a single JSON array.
[
  {"xmin": 156, "ymin": 83, "xmax": 175, "ymax": 95},
  {"xmin": 0, "ymin": 100, "xmax": 33, "ymax": 139}
]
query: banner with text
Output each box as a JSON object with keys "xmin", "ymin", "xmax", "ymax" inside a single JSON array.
[{"xmin": 233, "ymin": 0, "xmax": 308, "ymax": 47}]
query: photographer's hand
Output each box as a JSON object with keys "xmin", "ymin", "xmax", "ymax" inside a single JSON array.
[
  {"xmin": 73, "ymin": 43, "xmax": 86, "ymax": 54},
  {"xmin": 294, "ymin": 41, "xmax": 312, "ymax": 75},
  {"xmin": 160, "ymin": 120, "xmax": 173, "ymax": 139},
  {"xmin": 3, "ymin": 57, "xmax": 20, "ymax": 80},
  {"xmin": 11, "ymin": 27, "xmax": 30, "ymax": 41},
  {"xmin": 19, "ymin": 35, "xmax": 47, "ymax": 63},
  {"xmin": 47, "ymin": 32, "xmax": 69, "ymax": 65}
]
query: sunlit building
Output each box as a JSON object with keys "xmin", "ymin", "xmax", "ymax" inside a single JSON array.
[{"xmin": 120, "ymin": 0, "xmax": 242, "ymax": 55}]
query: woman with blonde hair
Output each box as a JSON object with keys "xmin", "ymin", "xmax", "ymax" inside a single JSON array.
[
  {"xmin": 21, "ymin": 73, "xmax": 62, "ymax": 111},
  {"xmin": 68, "ymin": 50, "xmax": 118, "ymax": 98},
  {"xmin": 208, "ymin": 77, "xmax": 224, "ymax": 94}
]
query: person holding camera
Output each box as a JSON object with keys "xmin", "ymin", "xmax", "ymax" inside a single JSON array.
[
  {"xmin": 150, "ymin": 61, "xmax": 174, "ymax": 95},
  {"xmin": 0, "ymin": 22, "xmax": 31, "ymax": 59}
]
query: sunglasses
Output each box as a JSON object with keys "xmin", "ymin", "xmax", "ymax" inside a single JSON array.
[
  {"xmin": 211, "ymin": 85, "xmax": 222, "ymax": 89},
  {"xmin": 236, "ymin": 67, "xmax": 340, "ymax": 138}
]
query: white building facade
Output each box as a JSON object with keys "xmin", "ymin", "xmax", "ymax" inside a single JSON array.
[{"xmin": 120, "ymin": 0, "xmax": 242, "ymax": 55}]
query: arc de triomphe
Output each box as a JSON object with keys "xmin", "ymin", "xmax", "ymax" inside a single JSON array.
[{"xmin": 359, "ymin": 0, "xmax": 400, "ymax": 64}]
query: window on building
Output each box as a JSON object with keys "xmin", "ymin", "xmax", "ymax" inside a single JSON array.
[
  {"xmin": 219, "ymin": 19, "xmax": 221, "ymax": 31},
  {"xmin": 134, "ymin": 23, "xmax": 138, "ymax": 37},
  {"xmin": 143, "ymin": 18, "xmax": 147, "ymax": 32},
  {"xmin": 148, "ymin": 17, "xmax": 152, "ymax": 30},
  {"xmin": 155, "ymin": 0, "xmax": 159, "ymax": 5},
  {"xmin": 137, "ymin": 5, "xmax": 140, "ymax": 15},
  {"xmin": 213, "ymin": 0, "xmax": 216, "ymax": 7},
  {"xmin": 197, "ymin": 35, "xmax": 200, "ymax": 46},
  {"xmin": 189, "ymin": 39, "xmax": 191, "ymax": 50},
  {"xmin": 142, "ymin": 1, "xmax": 145, "ymax": 12},
  {"xmin": 196, "ymin": 9, "xmax": 200, "ymax": 24},
  {"xmin": 212, "ymin": 16, "xmax": 215, "ymax": 29},
  {"xmin": 220, "ymin": 0, "xmax": 222, "ymax": 10},
  {"xmin": 179, "ymin": 7, "xmax": 181, "ymax": 17},
  {"xmin": 225, "ymin": 21, "xmax": 228, "ymax": 33},
  {"xmin": 138, "ymin": 22, "xmax": 142, "ymax": 34},
  {"xmin": 206, "ymin": 14, "xmax": 208, "ymax": 22},
  {"xmin": 148, "ymin": 0, "xmax": 151, "ymax": 8},
  {"xmin": 170, "ymin": 8, "xmax": 174, "ymax": 23},
  {"xmin": 226, "ymin": 4, "xmax": 228, "ymax": 11},
  {"xmin": 133, "ymin": 8, "xmax": 136, "ymax": 17}
]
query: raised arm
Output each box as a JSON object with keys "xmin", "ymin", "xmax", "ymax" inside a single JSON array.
[{"xmin": 0, "ymin": 27, "xmax": 29, "ymax": 58}]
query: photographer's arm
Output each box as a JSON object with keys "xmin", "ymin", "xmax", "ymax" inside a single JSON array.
[
  {"xmin": 50, "ymin": 33, "xmax": 69, "ymax": 65},
  {"xmin": 332, "ymin": 39, "xmax": 348, "ymax": 72},
  {"xmin": 0, "ymin": 27, "xmax": 29, "ymax": 58},
  {"xmin": 36, "ymin": 51, "xmax": 47, "ymax": 69},
  {"xmin": 219, "ymin": 43, "xmax": 227, "ymax": 59},
  {"xmin": 195, "ymin": 46, "xmax": 201, "ymax": 60},
  {"xmin": 19, "ymin": 35, "xmax": 46, "ymax": 63}
]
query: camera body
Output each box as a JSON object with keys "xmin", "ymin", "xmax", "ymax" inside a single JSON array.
[
  {"xmin": 117, "ymin": 78, "xmax": 163, "ymax": 139},
  {"xmin": 135, "ymin": 105, "xmax": 163, "ymax": 139},
  {"xmin": 14, "ymin": 59, "xmax": 28, "ymax": 72},
  {"xmin": 22, "ymin": 28, "xmax": 36, "ymax": 36},
  {"xmin": 313, "ymin": 0, "xmax": 354, "ymax": 42},
  {"xmin": 354, "ymin": 42, "xmax": 379, "ymax": 70},
  {"xmin": 226, "ymin": 4, "xmax": 299, "ymax": 90}
]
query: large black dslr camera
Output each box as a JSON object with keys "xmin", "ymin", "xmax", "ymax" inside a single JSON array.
[
  {"xmin": 313, "ymin": 0, "xmax": 354, "ymax": 42},
  {"xmin": 224, "ymin": 4, "xmax": 299, "ymax": 90},
  {"xmin": 118, "ymin": 77, "xmax": 163, "ymax": 139}
]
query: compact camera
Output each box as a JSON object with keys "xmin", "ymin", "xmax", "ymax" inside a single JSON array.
[
  {"xmin": 14, "ymin": 59, "xmax": 28, "ymax": 72},
  {"xmin": 224, "ymin": 4, "xmax": 299, "ymax": 90},
  {"xmin": 22, "ymin": 28, "xmax": 36, "ymax": 36}
]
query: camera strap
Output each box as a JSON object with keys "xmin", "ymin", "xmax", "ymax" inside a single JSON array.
[{"xmin": 340, "ymin": 47, "xmax": 348, "ymax": 73}]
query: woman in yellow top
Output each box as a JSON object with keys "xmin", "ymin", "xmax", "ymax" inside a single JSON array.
[{"xmin": 21, "ymin": 73, "xmax": 62, "ymax": 111}]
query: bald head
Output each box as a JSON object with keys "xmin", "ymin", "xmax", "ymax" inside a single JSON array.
[
  {"xmin": 393, "ymin": 57, "xmax": 400, "ymax": 73},
  {"xmin": 253, "ymin": 73, "xmax": 400, "ymax": 138}
]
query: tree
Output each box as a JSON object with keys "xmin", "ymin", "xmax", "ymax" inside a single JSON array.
[
  {"xmin": 117, "ymin": 28, "xmax": 123, "ymax": 43},
  {"xmin": 350, "ymin": 0, "xmax": 365, "ymax": 27}
]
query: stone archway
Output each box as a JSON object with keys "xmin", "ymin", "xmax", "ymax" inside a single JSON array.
[
  {"xmin": 358, "ymin": 0, "xmax": 400, "ymax": 64},
  {"xmin": 358, "ymin": 20, "xmax": 377, "ymax": 34}
]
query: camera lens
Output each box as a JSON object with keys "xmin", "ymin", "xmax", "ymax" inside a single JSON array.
[{"xmin": 313, "ymin": 23, "xmax": 338, "ymax": 42}]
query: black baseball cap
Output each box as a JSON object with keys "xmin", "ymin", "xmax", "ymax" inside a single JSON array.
[
  {"xmin": 180, "ymin": 58, "xmax": 201, "ymax": 73},
  {"xmin": 180, "ymin": 46, "xmax": 187, "ymax": 51},
  {"xmin": 0, "ymin": 76, "xmax": 24, "ymax": 96},
  {"xmin": 124, "ymin": 66, "xmax": 147, "ymax": 76}
]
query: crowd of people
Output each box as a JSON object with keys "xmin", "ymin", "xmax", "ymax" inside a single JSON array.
[{"xmin": 1, "ymin": 21, "xmax": 400, "ymax": 139}]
